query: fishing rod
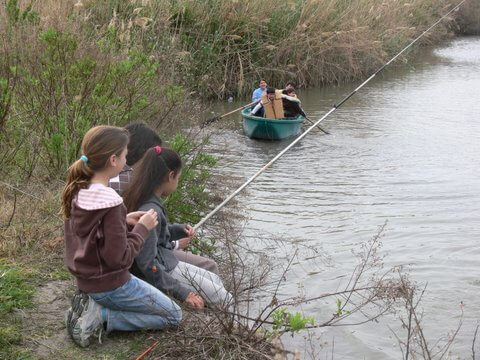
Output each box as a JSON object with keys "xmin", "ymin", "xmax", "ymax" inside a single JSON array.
[{"xmin": 193, "ymin": 0, "xmax": 466, "ymax": 232}]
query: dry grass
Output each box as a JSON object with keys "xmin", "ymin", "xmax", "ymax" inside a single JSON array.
[
  {"xmin": 0, "ymin": 183, "xmax": 63, "ymax": 260},
  {"xmin": 2, "ymin": 0, "xmax": 465, "ymax": 99}
]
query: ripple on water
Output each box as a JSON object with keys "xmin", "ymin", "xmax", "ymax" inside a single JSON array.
[{"xmin": 207, "ymin": 37, "xmax": 480, "ymax": 359}]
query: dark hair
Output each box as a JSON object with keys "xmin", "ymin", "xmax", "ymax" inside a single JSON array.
[
  {"xmin": 123, "ymin": 147, "xmax": 182, "ymax": 212},
  {"xmin": 266, "ymin": 87, "xmax": 275, "ymax": 94},
  {"xmin": 285, "ymin": 81, "xmax": 296, "ymax": 88},
  {"xmin": 285, "ymin": 88, "xmax": 295, "ymax": 95},
  {"xmin": 61, "ymin": 126, "xmax": 129, "ymax": 218},
  {"xmin": 124, "ymin": 123, "xmax": 162, "ymax": 166}
]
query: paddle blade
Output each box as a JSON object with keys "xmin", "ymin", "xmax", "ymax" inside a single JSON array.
[{"xmin": 201, "ymin": 115, "xmax": 220, "ymax": 127}]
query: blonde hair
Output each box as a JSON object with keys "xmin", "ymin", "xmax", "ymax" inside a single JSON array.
[{"xmin": 61, "ymin": 125, "xmax": 129, "ymax": 218}]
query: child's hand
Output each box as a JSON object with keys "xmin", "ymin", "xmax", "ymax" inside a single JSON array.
[
  {"xmin": 184, "ymin": 224, "xmax": 195, "ymax": 238},
  {"xmin": 177, "ymin": 237, "xmax": 191, "ymax": 250},
  {"xmin": 185, "ymin": 292, "xmax": 204, "ymax": 309},
  {"xmin": 138, "ymin": 209, "xmax": 158, "ymax": 231},
  {"xmin": 126, "ymin": 211, "xmax": 147, "ymax": 226}
]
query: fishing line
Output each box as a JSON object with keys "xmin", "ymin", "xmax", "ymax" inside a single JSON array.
[{"xmin": 193, "ymin": 0, "xmax": 466, "ymax": 231}]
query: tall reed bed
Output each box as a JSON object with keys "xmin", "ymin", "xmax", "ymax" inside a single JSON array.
[
  {"xmin": 77, "ymin": 0, "xmax": 457, "ymax": 98},
  {"xmin": 5, "ymin": 0, "xmax": 463, "ymax": 101}
]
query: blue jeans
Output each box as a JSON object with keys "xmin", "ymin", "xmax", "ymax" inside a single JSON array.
[{"xmin": 88, "ymin": 275, "xmax": 182, "ymax": 333}]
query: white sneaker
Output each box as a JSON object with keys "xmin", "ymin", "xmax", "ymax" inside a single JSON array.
[
  {"xmin": 65, "ymin": 291, "xmax": 89, "ymax": 338},
  {"xmin": 70, "ymin": 295, "xmax": 104, "ymax": 347}
]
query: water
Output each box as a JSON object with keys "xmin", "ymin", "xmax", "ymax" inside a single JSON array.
[{"xmin": 205, "ymin": 37, "xmax": 480, "ymax": 359}]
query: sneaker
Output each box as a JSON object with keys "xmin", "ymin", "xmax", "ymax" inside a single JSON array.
[
  {"xmin": 65, "ymin": 291, "xmax": 88, "ymax": 337},
  {"xmin": 70, "ymin": 295, "xmax": 104, "ymax": 347},
  {"xmin": 71, "ymin": 290, "xmax": 89, "ymax": 316}
]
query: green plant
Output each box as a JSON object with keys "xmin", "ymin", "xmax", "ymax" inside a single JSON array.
[
  {"xmin": 6, "ymin": 0, "xmax": 39, "ymax": 26},
  {"xmin": 165, "ymin": 133, "xmax": 216, "ymax": 224},
  {"xmin": 0, "ymin": 74, "xmax": 13, "ymax": 132},
  {"xmin": 334, "ymin": 298, "xmax": 351, "ymax": 317},
  {"xmin": 0, "ymin": 325, "xmax": 23, "ymax": 360},
  {"xmin": 0, "ymin": 325, "xmax": 21, "ymax": 348},
  {"xmin": 164, "ymin": 133, "xmax": 217, "ymax": 255},
  {"xmin": 267, "ymin": 307, "xmax": 315, "ymax": 337},
  {"xmin": 4, "ymin": 26, "xmax": 176, "ymax": 178}
]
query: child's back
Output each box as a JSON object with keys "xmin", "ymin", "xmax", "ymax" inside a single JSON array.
[{"xmin": 65, "ymin": 183, "xmax": 147, "ymax": 293}]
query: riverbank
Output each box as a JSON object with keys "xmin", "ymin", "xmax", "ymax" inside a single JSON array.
[{"xmin": 1, "ymin": 0, "xmax": 479, "ymax": 359}]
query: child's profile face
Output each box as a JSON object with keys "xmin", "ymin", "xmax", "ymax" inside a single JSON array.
[
  {"xmin": 111, "ymin": 146, "xmax": 128, "ymax": 177},
  {"xmin": 163, "ymin": 169, "xmax": 182, "ymax": 196}
]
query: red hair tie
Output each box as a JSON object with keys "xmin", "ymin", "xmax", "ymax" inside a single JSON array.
[{"xmin": 153, "ymin": 146, "xmax": 162, "ymax": 154}]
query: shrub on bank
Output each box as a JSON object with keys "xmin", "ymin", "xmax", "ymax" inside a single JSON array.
[{"xmin": 0, "ymin": 1, "xmax": 216, "ymax": 259}]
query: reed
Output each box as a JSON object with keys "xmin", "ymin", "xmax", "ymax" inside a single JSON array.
[
  {"xmin": 3, "ymin": 0, "xmax": 464, "ymax": 100},
  {"xmin": 77, "ymin": 0, "xmax": 457, "ymax": 98}
]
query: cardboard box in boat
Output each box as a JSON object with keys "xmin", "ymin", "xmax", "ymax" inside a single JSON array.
[{"xmin": 261, "ymin": 90, "xmax": 284, "ymax": 119}]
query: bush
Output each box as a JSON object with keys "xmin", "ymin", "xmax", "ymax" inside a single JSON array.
[{"xmin": 0, "ymin": 9, "xmax": 214, "ymax": 259}]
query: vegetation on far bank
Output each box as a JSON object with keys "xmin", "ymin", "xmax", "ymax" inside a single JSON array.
[
  {"xmin": 75, "ymin": 0, "xmax": 477, "ymax": 99},
  {"xmin": 1, "ymin": 0, "xmax": 479, "ymax": 359}
]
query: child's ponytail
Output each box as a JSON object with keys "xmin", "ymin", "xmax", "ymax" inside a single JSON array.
[
  {"xmin": 61, "ymin": 158, "xmax": 94, "ymax": 218},
  {"xmin": 123, "ymin": 146, "xmax": 182, "ymax": 212},
  {"xmin": 61, "ymin": 126, "xmax": 129, "ymax": 218}
]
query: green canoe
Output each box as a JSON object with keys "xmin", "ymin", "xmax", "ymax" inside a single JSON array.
[{"xmin": 241, "ymin": 107, "xmax": 306, "ymax": 140}]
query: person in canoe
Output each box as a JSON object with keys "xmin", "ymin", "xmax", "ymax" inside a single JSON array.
[
  {"xmin": 251, "ymin": 87, "xmax": 304, "ymax": 119},
  {"xmin": 284, "ymin": 80, "xmax": 296, "ymax": 91},
  {"xmin": 282, "ymin": 88, "xmax": 306, "ymax": 118},
  {"xmin": 251, "ymin": 79, "xmax": 268, "ymax": 103},
  {"xmin": 251, "ymin": 87, "xmax": 275, "ymax": 117}
]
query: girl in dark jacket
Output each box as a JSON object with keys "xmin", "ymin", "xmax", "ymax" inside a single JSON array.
[{"xmin": 123, "ymin": 146, "xmax": 232, "ymax": 309}]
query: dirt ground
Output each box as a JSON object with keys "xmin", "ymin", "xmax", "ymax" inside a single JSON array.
[
  {"xmin": 20, "ymin": 280, "xmax": 75, "ymax": 358},
  {"xmin": 16, "ymin": 279, "xmax": 154, "ymax": 359},
  {"xmin": 15, "ymin": 279, "xmax": 275, "ymax": 360}
]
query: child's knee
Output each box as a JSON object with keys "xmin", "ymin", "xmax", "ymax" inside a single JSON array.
[
  {"xmin": 207, "ymin": 260, "xmax": 219, "ymax": 274},
  {"xmin": 167, "ymin": 302, "xmax": 182, "ymax": 325}
]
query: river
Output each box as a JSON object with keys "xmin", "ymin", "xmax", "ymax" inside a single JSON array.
[{"xmin": 205, "ymin": 36, "xmax": 480, "ymax": 359}]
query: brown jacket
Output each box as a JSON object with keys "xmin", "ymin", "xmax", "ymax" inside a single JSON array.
[{"xmin": 64, "ymin": 183, "xmax": 149, "ymax": 293}]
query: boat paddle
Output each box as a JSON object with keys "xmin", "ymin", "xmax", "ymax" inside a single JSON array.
[
  {"xmin": 305, "ymin": 116, "xmax": 330, "ymax": 135},
  {"xmin": 202, "ymin": 101, "xmax": 256, "ymax": 127}
]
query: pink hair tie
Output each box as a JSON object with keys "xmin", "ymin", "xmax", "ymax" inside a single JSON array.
[{"xmin": 153, "ymin": 146, "xmax": 162, "ymax": 154}]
